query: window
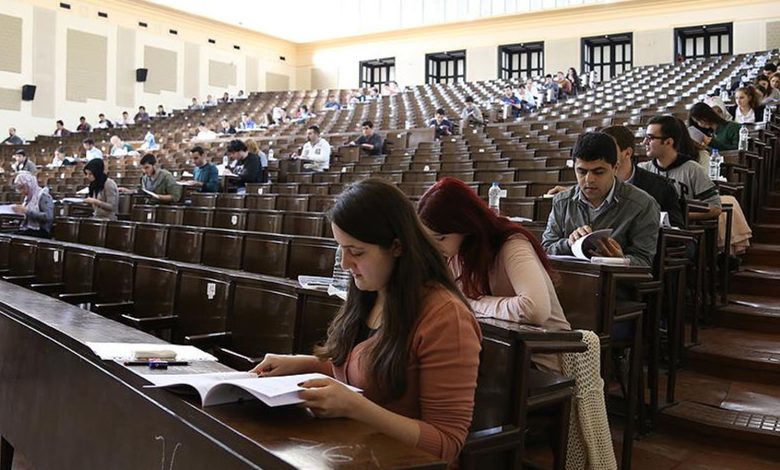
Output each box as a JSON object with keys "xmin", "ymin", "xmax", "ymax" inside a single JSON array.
[
  {"xmin": 675, "ymin": 23, "xmax": 732, "ymax": 59},
  {"xmin": 359, "ymin": 58, "xmax": 395, "ymax": 89},
  {"xmin": 498, "ymin": 42, "xmax": 544, "ymax": 80},
  {"xmin": 582, "ymin": 33, "xmax": 632, "ymax": 81},
  {"xmin": 425, "ymin": 50, "xmax": 466, "ymax": 84}
]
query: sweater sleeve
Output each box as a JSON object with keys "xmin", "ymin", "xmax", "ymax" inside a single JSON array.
[
  {"xmin": 26, "ymin": 193, "xmax": 54, "ymax": 225},
  {"xmin": 414, "ymin": 297, "xmax": 481, "ymax": 464},
  {"xmin": 97, "ymin": 179, "xmax": 119, "ymax": 213},
  {"xmin": 625, "ymin": 199, "xmax": 660, "ymax": 267},
  {"xmin": 469, "ymin": 238, "xmax": 553, "ymax": 326},
  {"xmin": 542, "ymin": 199, "xmax": 573, "ymax": 256}
]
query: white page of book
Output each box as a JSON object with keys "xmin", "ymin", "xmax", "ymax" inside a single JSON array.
[{"xmin": 0, "ymin": 205, "xmax": 17, "ymax": 215}]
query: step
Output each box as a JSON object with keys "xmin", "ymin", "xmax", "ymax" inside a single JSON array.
[
  {"xmin": 751, "ymin": 224, "xmax": 780, "ymax": 245},
  {"xmin": 660, "ymin": 401, "xmax": 780, "ymax": 451},
  {"xmin": 730, "ymin": 267, "xmax": 780, "ymax": 296},
  {"xmin": 742, "ymin": 244, "xmax": 780, "ymax": 267},
  {"xmin": 718, "ymin": 299, "xmax": 780, "ymax": 333},
  {"xmin": 686, "ymin": 327, "xmax": 780, "ymax": 384}
]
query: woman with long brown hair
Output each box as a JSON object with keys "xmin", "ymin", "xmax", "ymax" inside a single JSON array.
[{"xmin": 252, "ymin": 178, "xmax": 481, "ymax": 465}]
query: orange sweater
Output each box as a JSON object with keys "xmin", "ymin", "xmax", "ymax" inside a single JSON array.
[{"xmin": 328, "ymin": 285, "xmax": 482, "ymax": 465}]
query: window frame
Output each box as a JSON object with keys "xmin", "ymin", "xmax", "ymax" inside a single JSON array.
[
  {"xmin": 674, "ymin": 23, "xmax": 733, "ymax": 59},
  {"xmin": 359, "ymin": 57, "xmax": 396, "ymax": 89},
  {"xmin": 581, "ymin": 33, "xmax": 633, "ymax": 82},
  {"xmin": 498, "ymin": 42, "xmax": 545, "ymax": 80},
  {"xmin": 425, "ymin": 50, "xmax": 467, "ymax": 85}
]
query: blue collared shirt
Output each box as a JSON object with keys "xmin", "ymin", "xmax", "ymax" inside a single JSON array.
[{"xmin": 194, "ymin": 162, "xmax": 219, "ymax": 193}]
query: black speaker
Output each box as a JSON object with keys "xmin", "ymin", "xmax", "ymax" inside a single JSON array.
[
  {"xmin": 21, "ymin": 85, "xmax": 36, "ymax": 101},
  {"xmin": 136, "ymin": 68, "xmax": 148, "ymax": 82}
]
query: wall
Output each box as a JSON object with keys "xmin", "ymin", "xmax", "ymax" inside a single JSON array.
[
  {"xmin": 298, "ymin": 0, "xmax": 780, "ymax": 89},
  {"xmin": 0, "ymin": 0, "xmax": 298, "ymax": 139}
]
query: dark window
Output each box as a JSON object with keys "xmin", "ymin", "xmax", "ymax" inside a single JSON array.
[
  {"xmin": 169, "ymin": 29, "xmax": 178, "ymax": 35},
  {"xmin": 138, "ymin": 21, "xmax": 148, "ymax": 28},
  {"xmin": 359, "ymin": 57, "xmax": 395, "ymax": 88},
  {"xmin": 59, "ymin": 3, "xmax": 71, "ymax": 9},
  {"xmin": 582, "ymin": 33, "xmax": 632, "ymax": 81},
  {"xmin": 498, "ymin": 42, "xmax": 544, "ymax": 80},
  {"xmin": 233, "ymin": 45, "xmax": 241, "ymax": 50},
  {"xmin": 675, "ymin": 23, "xmax": 732, "ymax": 59},
  {"xmin": 208, "ymin": 38, "xmax": 216, "ymax": 44},
  {"xmin": 98, "ymin": 11, "xmax": 108, "ymax": 18},
  {"xmin": 425, "ymin": 50, "xmax": 466, "ymax": 85}
]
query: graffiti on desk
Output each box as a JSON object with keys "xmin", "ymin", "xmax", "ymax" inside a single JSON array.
[
  {"xmin": 286, "ymin": 437, "xmax": 381, "ymax": 467},
  {"xmin": 155, "ymin": 435, "xmax": 182, "ymax": 470}
]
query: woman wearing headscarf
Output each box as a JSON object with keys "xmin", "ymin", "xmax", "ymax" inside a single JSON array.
[
  {"xmin": 83, "ymin": 158, "xmax": 118, "ymax": 220},
  {"xmin": 12, "ymin": 171, "xmax": 53, "ymax": 238}
]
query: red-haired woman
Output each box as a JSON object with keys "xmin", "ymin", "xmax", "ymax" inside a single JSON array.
[{"xmin": 418, "ymin": 177, "xmax": 570, "ymax": 371}]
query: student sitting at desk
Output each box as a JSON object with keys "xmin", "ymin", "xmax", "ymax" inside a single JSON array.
[
  {"xmin": 12, "ymin": 171, "xmax": 53, "ymax": 239},
  {"xmin": 541, "ymin": 132, "xmax": 660, "ymax": 267},
  {"xmin": 83, "ymin": 158, "xmax": 118, "ymax": 221},
  {"xmin": 297, "ymin": 125, "xmax": 331, "ymax": 171},
  {"xmin": 349, "ymin": 120, "xmax": 383, "ymax": 156},
  {"xmin": 139, "ymin": 153, "xmax": 182, "ymax": 203},
  {"xmin": 226, "ymin": 139, "xmax": 266, "ymax": 188},
  {"xmin": 190, "ymin": 146, "xmax": 220, "ymax": 193},
  {"xmin": 418, "ymin": 177, "xmax": 570, "ymax": 371},
  {"xmin": 12, "ymin": 149, "xmax": 36, "ymax": 174},
  {"xmin": 252, "ymin": 179, "xmax": 481, "ymax": 465}
]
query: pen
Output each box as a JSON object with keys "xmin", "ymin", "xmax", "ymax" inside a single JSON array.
[{"xmin": 123, "ymin": 360, "xmax": 190, "ymax": 366}]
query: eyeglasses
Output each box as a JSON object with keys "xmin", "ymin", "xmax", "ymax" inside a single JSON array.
[{"xmin": 643, "ymin": 134, "xmax": 666, "ymax": 142}]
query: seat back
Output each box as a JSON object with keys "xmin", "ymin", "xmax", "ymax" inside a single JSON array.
[
  {"xmin": 189, "ymin": 193, "xmax": 218, "ymax": 208},
  {"xmin": 282, "ymin": 212, "xmax": 324, "ymax": 237},
  {"xmin": 183, "ymin": 207, "xmax": 214, "ymax": 227},
  {"xmin": 287, "ymin": 236, "xmax": 337, "ymax": 279},
  {"xmin": 213, "ymin": 209, "xmax": 247, "ymax": 231},
  {"xmin": 8, "ymin": 238, "xmax": 37, "ymax": 276},
  {"xmin": 230, "ymin": 275, "xmax": 300, "ymax": 355},
  {"xmin": 53, "ymin": 217, "xmax": 80, "ymax": 242},
  {"xmin": 131, "ymin": 205, "xmax": 157, "ymax": 223},
  {"xmin": 93, "ymin": 253, "xmax": 135, "ymax": 303},
  {"xmin": 156, "ymin": 205, "xmax": 185, "ymax": 225},
  {"xmin": 246, "ymin": 210, "xmax": 283, "ymax": 233},
  {"xmin": 202, "ymin": 229, "xmax": 244, "ymax": 270},
  {"xmin": 134, "ymin": 259, "xmax": 178, "ymax": 318},
  {"xmin": 133, "ymin": 223, "xmax": 169, "ymax": 259},
  {"xmin": 166, "ymin": 226, "xmax": 204, "ymax": 263},
  {"xmin": 62, "ymin": 247, "xmax": 96, "ymax": 294},
  {"xmin": 553, "ymin": 264, "xmax": 603, "ymax": 332},
  {"xmin": 242, "ymin": 232, "xmax": 290, "ymax": 277},
  {"xmin": 174, "ymin": 267, "xmax": 232, "ymax": 340},
  {"xmin": 295, "ymin": 289, "xmax": 342, "ymax": 354},
  {"xmin": 105, "ymin": 221, "xmax": 136, "ymax": 252},
  {"xmin": 34, "ymin": 240, "xmax": 65, "ymax": 284},
  {"xmin": 77, "ymin": 219, "xmax": 107, "ymax": 247}
]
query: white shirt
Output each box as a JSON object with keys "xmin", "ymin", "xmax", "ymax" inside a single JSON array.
[
  {"xmin": 734, "ymin": 107, "xmax": 756, "ymax": 124},
  {"xmin": 86, "ymin": 147, "xmax": 104, "ymax": 161},
  {"xmin": 195, "ymin": 130, "xmax": 217, "ymax": 141},
  {"xmin": 301, "ymin": 138, "xmax": 331, "ymax": 171}
]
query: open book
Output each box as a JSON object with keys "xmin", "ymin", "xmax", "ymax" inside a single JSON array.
[
  {"xmin": 572, "ymin": 228, "xmax": 613, "ymax": 259},
  {"xmin": 142, "ymin": 188, "xmax": 160, "ymax": 199},
  {"xmin": 142, "ymin": 372, "xmax": 360, "ymax": 407},
  {"xmin": 687, "ymin": 125, "xmax": 708, "ymax": 145},
  {"xmin": 0, "ymin": 204, "xmax": 18, "ymax": 215},
  {"xmin": 62, "ymin": 197, "xmax": 85, "ymax": 204}
]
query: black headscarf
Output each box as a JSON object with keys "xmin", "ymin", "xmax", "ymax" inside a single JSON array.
[{"xmin": 84, "ymin": 158, "xmax": 108, "ymax": 197}]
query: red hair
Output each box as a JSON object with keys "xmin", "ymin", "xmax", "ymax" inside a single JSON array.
[{"xmin": 417, "ymin": 177, "xmax": 556, "ymax": 298}]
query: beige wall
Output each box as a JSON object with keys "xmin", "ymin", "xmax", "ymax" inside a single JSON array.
[
  {"xmin": 0, "ymin": 0, "xmax": 298, "ymax": 139},
  {"xmin": 300, "ymin": 0, "xmax": 780, "ymax": 89}
]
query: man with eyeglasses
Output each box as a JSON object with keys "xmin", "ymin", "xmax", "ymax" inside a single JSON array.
[
  {"xmin": 638, "ymin": 115, "xmax": 721, "ymax": 221},
  {"xmin": 542, "ymin": 132, "xmax": 660, "ymax": 267}
]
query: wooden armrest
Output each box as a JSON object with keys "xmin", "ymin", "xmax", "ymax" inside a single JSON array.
[
  {"xmin": 184, "ymin": 331, "xmax": 232, "ymax": 348},
  {"xmin": 464, "ymin": 425, "xmax": 521, "ymax": 450},
  {"xmin": 29, "ymin": 282, "xmax": 65, "ymax": 295},
  {"xmin": 58, "ymin": 291, "xmax": 98, "ymax": 304},
  {"xmin": 216, "ymin": 347, "xmax": 262, "ymax": 371},
  {"xmin": 92, "ymin": 301, "xmax": 135, "ymax": 318},
  {"xmin": 2, "ymin": 275, "xmax": 36, "ymax": 283},
  {"xmin": 120, "ymin": 314, "xmax": 178, "ymax": 331}
]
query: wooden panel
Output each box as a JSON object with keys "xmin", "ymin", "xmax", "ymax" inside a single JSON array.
[
  {"xmin": 166, "ymin": 226, "xmax": 204, "ymax": 263},
  {"xmin": 242, "ymin": 232, "xmax": 290, "ymax": 277}
]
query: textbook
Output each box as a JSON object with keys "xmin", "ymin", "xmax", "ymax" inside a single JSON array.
[
  {"xmin": 0, "ymin": 205, "xmax": 17, "ymax": 215},
  {"xmin": 571, "ymin": 228, "xmax": 613, "ymax": 260},
  {"xmin": 142, "ymin": 372, "xmax": 360, "ymax": 407},
  {"xmin": 141, "ymin": 188, "xmax": 160, "ymax": 199}
]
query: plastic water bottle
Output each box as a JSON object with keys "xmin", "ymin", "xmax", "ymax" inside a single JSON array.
[
  {"xmin": 763, "ymin": 106, "xmax": 772, "ymax": 125},
  {"xmin": 709, "ymin": 148, "xmax": 721, "ymax": 180},
  {"xmin": 222, "ymin": 155, "xmax": 229, "ymax": 167},
  {"xmin": 720, "ymin": 89, "xmax": 729, "ymax": 102},
  {"xmin": 268, "ymin": 148, "xmax": 275, "ymax": 160},
  {"xmin": 738, "ymin": 125, "xmax": 749, "ymax": 151},
  {"xmin": 488, "ymin": 182, "xmax": 502, "ymax": 214},
  {"xmin": 332, "ymin": 246, "xmax": 351, "ymax": 290}
]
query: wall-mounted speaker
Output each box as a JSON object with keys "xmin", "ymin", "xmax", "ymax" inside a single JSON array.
[
  {"xmin": 136, "ymin": 68, "xmax": 148, "ymax": 82},
  {"xmin": 21, "ymin": 85, "xmax": 36, "ymax": 101}
]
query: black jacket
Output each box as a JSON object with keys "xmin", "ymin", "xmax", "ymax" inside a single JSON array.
[{"xmin": 632, "ymin": 165, "xmax": 685, "ymax": 228}]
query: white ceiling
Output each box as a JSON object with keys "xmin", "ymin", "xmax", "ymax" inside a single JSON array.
[{"xmin": 147, "ymin": 0, "xmax": 609, "ymax": 43}]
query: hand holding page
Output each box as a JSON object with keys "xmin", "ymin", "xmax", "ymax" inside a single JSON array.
[
  {"xmin": 571, "ymin": 229, "xmax": 613, "ymax": 260},
  {"xmin": 142, "ymin": 188, "xmax": 160, "ymax": 199},
  {"xmin": 142, "ymin": 372, "xmax": 361, "ymax": 407}
]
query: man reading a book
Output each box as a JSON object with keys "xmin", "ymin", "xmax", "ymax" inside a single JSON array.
[
  {"xmin": 542, "ymin": 132, "xmax": 660, "ymax": 267},
  {"xmin": 138, "ymin": 153, "xmax": 182, "ymax": 203}
]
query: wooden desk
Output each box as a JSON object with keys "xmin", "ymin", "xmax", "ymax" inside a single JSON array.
[{"xmin": 0, "ymin": 281, "xmax": 444, "ymax": 470}]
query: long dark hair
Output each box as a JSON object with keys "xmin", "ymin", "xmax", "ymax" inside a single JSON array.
[
  {"xmin": 689, "ymin": 102, "xmax": 728, "ymax": 128},
  {"xmin": 315, "ymin": 178, "xmax": 469, "ymax": 401},
  {"xmin": 417, "ymin": 177, "xmax": 556, "ymax": 298},
  {"xmin": 84, "ymin": 158, "xmax": 108, "ymax": 197}
]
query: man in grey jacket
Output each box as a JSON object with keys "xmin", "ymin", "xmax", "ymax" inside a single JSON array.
[{"xmin": 542, "ymin": 132, "xmax": 660, "ymax": 267}]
